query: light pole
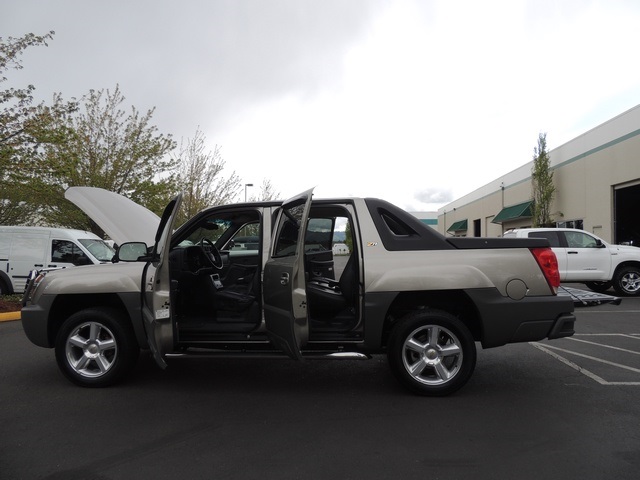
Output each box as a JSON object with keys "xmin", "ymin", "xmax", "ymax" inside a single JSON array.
[{"xmin": 244, "ymin": 183, "xmax": 253, "ymax": 202}]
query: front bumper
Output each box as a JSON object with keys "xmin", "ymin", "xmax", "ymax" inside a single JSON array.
[{"xmin": 21, "ymin": 296, "xmax": 56, "ymax": 348}]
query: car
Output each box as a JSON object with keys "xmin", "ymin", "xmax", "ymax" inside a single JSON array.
[
  {"xmin": 22, "ymin": 187, "xmax": 584, "ymax": 396},
  {"xmin": 503, "ymin": 228, "xmax": 640, "ymax": 296}
]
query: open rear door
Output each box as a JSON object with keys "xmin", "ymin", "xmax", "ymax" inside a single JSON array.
[
  {"xmin": 263, "ymin": 188, "xmax": 314, "ymax": 359},
  {"xmin": 141, "ymin": 194, "xmax": 182, "ymax": 368}
]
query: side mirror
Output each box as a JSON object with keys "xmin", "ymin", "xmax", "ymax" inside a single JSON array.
[
  {"xmin": 114, "ymin": 242, "xmax": 149, "ymax": 262},
  {"xmin": 595, "ymin": 239, "xmax": 605, "ymax": 248}
]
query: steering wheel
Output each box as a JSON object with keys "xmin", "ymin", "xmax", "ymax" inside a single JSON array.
[{"xmin": 199, "ymin": 238, "xmax": 223, "ymax": 270}]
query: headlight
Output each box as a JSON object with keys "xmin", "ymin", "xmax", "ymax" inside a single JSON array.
[{"xmin": 23, "ymin": 270, "xmax": 47, "ymax": 305}]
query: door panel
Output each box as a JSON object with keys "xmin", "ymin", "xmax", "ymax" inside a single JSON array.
[
  {"xmin": 263, "ymin": 188, "xmax": 314, "ymax": 359},
  {"xmin": 8, "ymin": 234, "xmax": 48, "ymax": 292},
  {"xmin": 562, "ymin": 231, "xmax": 611, "ymax": 281},
  {"xmin": 142, "ymin": 195, "xmax": 182, "ymax": 368}
]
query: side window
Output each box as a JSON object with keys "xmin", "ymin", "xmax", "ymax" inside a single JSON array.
[
  {"xmin": 381, "ymin": 212, "xmax": 417, "ymax": 237},
  {"xmin": 11, "ymin": 236, "xmax": 47, "ymax": 260},
  {"xmin": 565, "ymin": 231, "xmax": 598, "ymax": 248},
  {"xmin": 305, "ymin": 215, "xmax": 353, "ymax": 255},
  {"xmin": 51, "ymin": 240, "xmax": 92, "ymax": 266},
  {"xmin": 306, "ymin": 218, "xmax": 333, "ymax": 252},
  {"xmin": 529, "ymin": 231, "xmax": 561, "ymax": 248},
  {"xmin": 228, "ymin": 223, "xmax": 260, "ymax": 252},
  {"xmin": 333, "ymin": 216, "xmax": 351, "ymax": 255},
  {"xmin": 273, "ymin": 203, "xmax": 305, "ymax": 257}
]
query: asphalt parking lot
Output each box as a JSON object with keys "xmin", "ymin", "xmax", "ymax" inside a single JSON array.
[{"xmin": 1, "ymin": 292, "xmax": 639, "ymax": 480}]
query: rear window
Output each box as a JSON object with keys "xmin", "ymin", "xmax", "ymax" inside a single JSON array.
[{"xmin": 528, "ymin": 231, "xmax": 561, "ymax": 248}]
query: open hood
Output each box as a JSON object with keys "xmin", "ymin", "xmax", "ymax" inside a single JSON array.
[{"xmin": 65, "ymin": 187, "xmax": 160, "ymax": 246}]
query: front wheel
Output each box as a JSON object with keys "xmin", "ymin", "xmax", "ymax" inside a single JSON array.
[
  {"xmin": 55, "ymin": 308, "xmax": 140, "ymax": 387},
  {"xmin": 613, "ymin": 267, "xmax": 640, "ymax": 296},
  {"xmin": 387, "ymin": 309, "xmax": 476, "ymax": 396}
]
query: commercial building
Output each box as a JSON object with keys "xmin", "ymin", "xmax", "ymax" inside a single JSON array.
[{"xmin": 437, "ymin": 104, "xmax": 640, "ymax": 245}]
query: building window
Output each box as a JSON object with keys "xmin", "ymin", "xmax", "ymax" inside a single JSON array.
[{"xmin": 557, "ymin": 219, "xmax": 584, "ymax": 229}]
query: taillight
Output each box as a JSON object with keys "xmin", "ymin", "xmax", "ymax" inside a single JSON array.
[{"xmin": 530, "ymin": 247, "xmax": 560, "ymax": 293}]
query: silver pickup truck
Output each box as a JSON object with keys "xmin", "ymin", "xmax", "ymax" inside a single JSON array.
[{"xmin": 22, "ymin": 187, "xmax": 593, "ymax": 396}]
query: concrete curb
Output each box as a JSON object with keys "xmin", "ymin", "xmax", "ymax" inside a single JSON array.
[{"xmin": 0, "ymin": 311, "xmax": 21, "ymax": 322}]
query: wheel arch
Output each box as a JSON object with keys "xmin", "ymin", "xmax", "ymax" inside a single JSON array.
[
  {"xmin": 47, "ymin": 293, "xmax": 147, "ymax": 348},
  {"xmin": 613, "ymin": 260, "xmax": 640, "ymax": 276},
  {"xmin": 612, "ymin": 261, "xmax": 640, "ymax": 296},
  {"xmin": 0, "ymin": 271, "xmax": 13, "ymax": 294},
  {"xmin": 380, "ymin": 289, "xmax": 482, "ymax": 347}
]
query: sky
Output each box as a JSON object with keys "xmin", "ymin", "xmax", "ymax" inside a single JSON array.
[{"xmin": 3, "ymin": 0, "xmax": 640, "ymax": 211}]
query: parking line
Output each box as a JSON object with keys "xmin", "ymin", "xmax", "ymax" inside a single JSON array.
[
  {"xmin": 531, "ymin": 343, "xmax": 608, "ymax": 385},
  {"xmin": 531, "ymin": 342, "xmax": 640, "ymax": 386},
  {"xmin": 575, "ymin": 333, "xmax": 640, "ymax": 340},
  {"xmin": 567, "ymin": 337, "xmax": 640, "ymax": 355},
  {"xmin": 578, "ymin": 310, "xmax": 640, "ymax": 313},
  {"xmin": 539, "ymin": 343, "xmax": 640, "ymax": 373}
]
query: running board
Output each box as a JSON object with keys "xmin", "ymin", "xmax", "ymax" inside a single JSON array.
[
  {"xmin": 166, "ymin": 350, "xmax": 371, "ymax": 360},
  {"xmin": 304, "ymin": 352, "xmax": 371, "ymax": 360}
]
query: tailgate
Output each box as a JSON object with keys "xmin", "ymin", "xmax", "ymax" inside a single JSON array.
[{"xmin": 558, "ymin": 286, "xmax": 622, "ymax": 307}]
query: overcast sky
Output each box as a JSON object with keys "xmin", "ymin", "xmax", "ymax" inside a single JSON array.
[{"xmin": 3, "ymin": 0, "xmax": 640, "ymax": 211}]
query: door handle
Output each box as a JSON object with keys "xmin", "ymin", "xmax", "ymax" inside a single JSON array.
[
  {"xmin": 567, "ymin": 251, "xmax": 578, "ymax": 254},
  {"xmin": 280, "ymin": 273, "xmax": 290, "ymax": 285},
  {"xmin": 34, "ymin": 264, "xmax": 44, "ymax": 267}
]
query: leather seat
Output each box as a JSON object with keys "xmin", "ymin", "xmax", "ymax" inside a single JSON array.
[{"xmin": 306, "ymin": 254, "xmax": 357, "ymax": 316}]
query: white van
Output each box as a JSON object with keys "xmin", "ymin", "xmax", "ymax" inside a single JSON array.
[{"xmin": 0, "ymin": 226, "xmax": 115, "ymax": 294}]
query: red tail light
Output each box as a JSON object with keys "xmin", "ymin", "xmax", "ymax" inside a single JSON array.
[{"xmin": 530, "ymin": 247, "xmax": 560, "ymax": 293}]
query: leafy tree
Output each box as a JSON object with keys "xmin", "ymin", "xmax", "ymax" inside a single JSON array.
[
  {"xmin": 531, "ymin": 132, "xmax": 556, "ymax": 227},
  {"xmin": 249, "ymin": 179, "xmax": 281, "ymax": 202},
  {"xmin": 173, "ymin": 127, "xmax": 241, "ymax": 225},
  {"xmin": 32, "ymin": 86, "xmax": 177, "ymax": 233},
  {"xmin": 0, "ymin": 31, "xmax": 75, "ymax": 225}
]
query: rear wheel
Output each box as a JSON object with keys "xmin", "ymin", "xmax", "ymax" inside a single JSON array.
[
  {"xmin": 613, "ymin": 267, "xmax": 640, "ymax": 296},
  {"xmin": 585, "ymin": 281, "xmax": 612, "ymax": 293},
  {"xmin": 55, "ymin": 308, "xmax": 139, "ymax": 387},
  {"xmin": 387, "ymin": 309, "xmax": 476, "ymax": 396}
]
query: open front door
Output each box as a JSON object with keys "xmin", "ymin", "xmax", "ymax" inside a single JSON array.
[
  {"xmin": 263, "ymin": 188, "xmax": 314, "ymax": 359},
  {"xmin": 142, "ymin": 194, "xmax": 182, "ymax": 368}
]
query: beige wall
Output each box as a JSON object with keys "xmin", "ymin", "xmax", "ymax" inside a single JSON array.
[{"xmin": 438, "ymin": 105, "xmax": 640, "ymax": 242}]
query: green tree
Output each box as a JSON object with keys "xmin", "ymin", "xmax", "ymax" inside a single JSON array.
[
  {"xmin": 249, "ymin": 179, "xmax": 281, "ymax": 202},
  {"xmin": 32, "ymin": 86, "xmax": 177, "ymax": 234},
  {"xmin": 0, "ymin": 31, "xmax": 75, "ymax": 225},
  {"xmin": 173, "ymin": 127, "xmax": 241, "ymax": 225},
  {"xmin": 531, "ymin": 132, "xmax": 555, "ymax": 227}
]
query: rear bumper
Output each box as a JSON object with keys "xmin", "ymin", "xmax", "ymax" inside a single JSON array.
[{"xmin": 464, "ymin": 288, "xmax": 576, "ymax": 348}]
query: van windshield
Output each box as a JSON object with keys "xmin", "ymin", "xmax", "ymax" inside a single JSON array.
[{"xmin": 78, "ymin": 239, "xmax": 116, "ymax": 262}]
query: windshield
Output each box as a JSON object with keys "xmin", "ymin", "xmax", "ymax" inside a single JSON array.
[
  {"xmin": 178, "ymin": 219, "xmax": 233, "ymax": 247},
  {"xmin": 78, "ymin": 238, "xmax": 116, "ymax": 262}
]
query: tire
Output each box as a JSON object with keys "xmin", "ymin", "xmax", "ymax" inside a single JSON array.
[
  {"xmin": 613, "ymin": 266, "xmax": 640, "ymax": 296},
  {"xmin": 0, "ymin": 278, "xmax": 10, "ymax": 295},
  {"xmin": 585, "ymin": 281, "xmax": 612, "ymax": 293},
  {"xmin": 387, "ymin": 309, "xmax": 476, "ymax": 396},
  {"xmin": 55, "ymin": 308, "xmax": 140, "ymax": 387}
]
